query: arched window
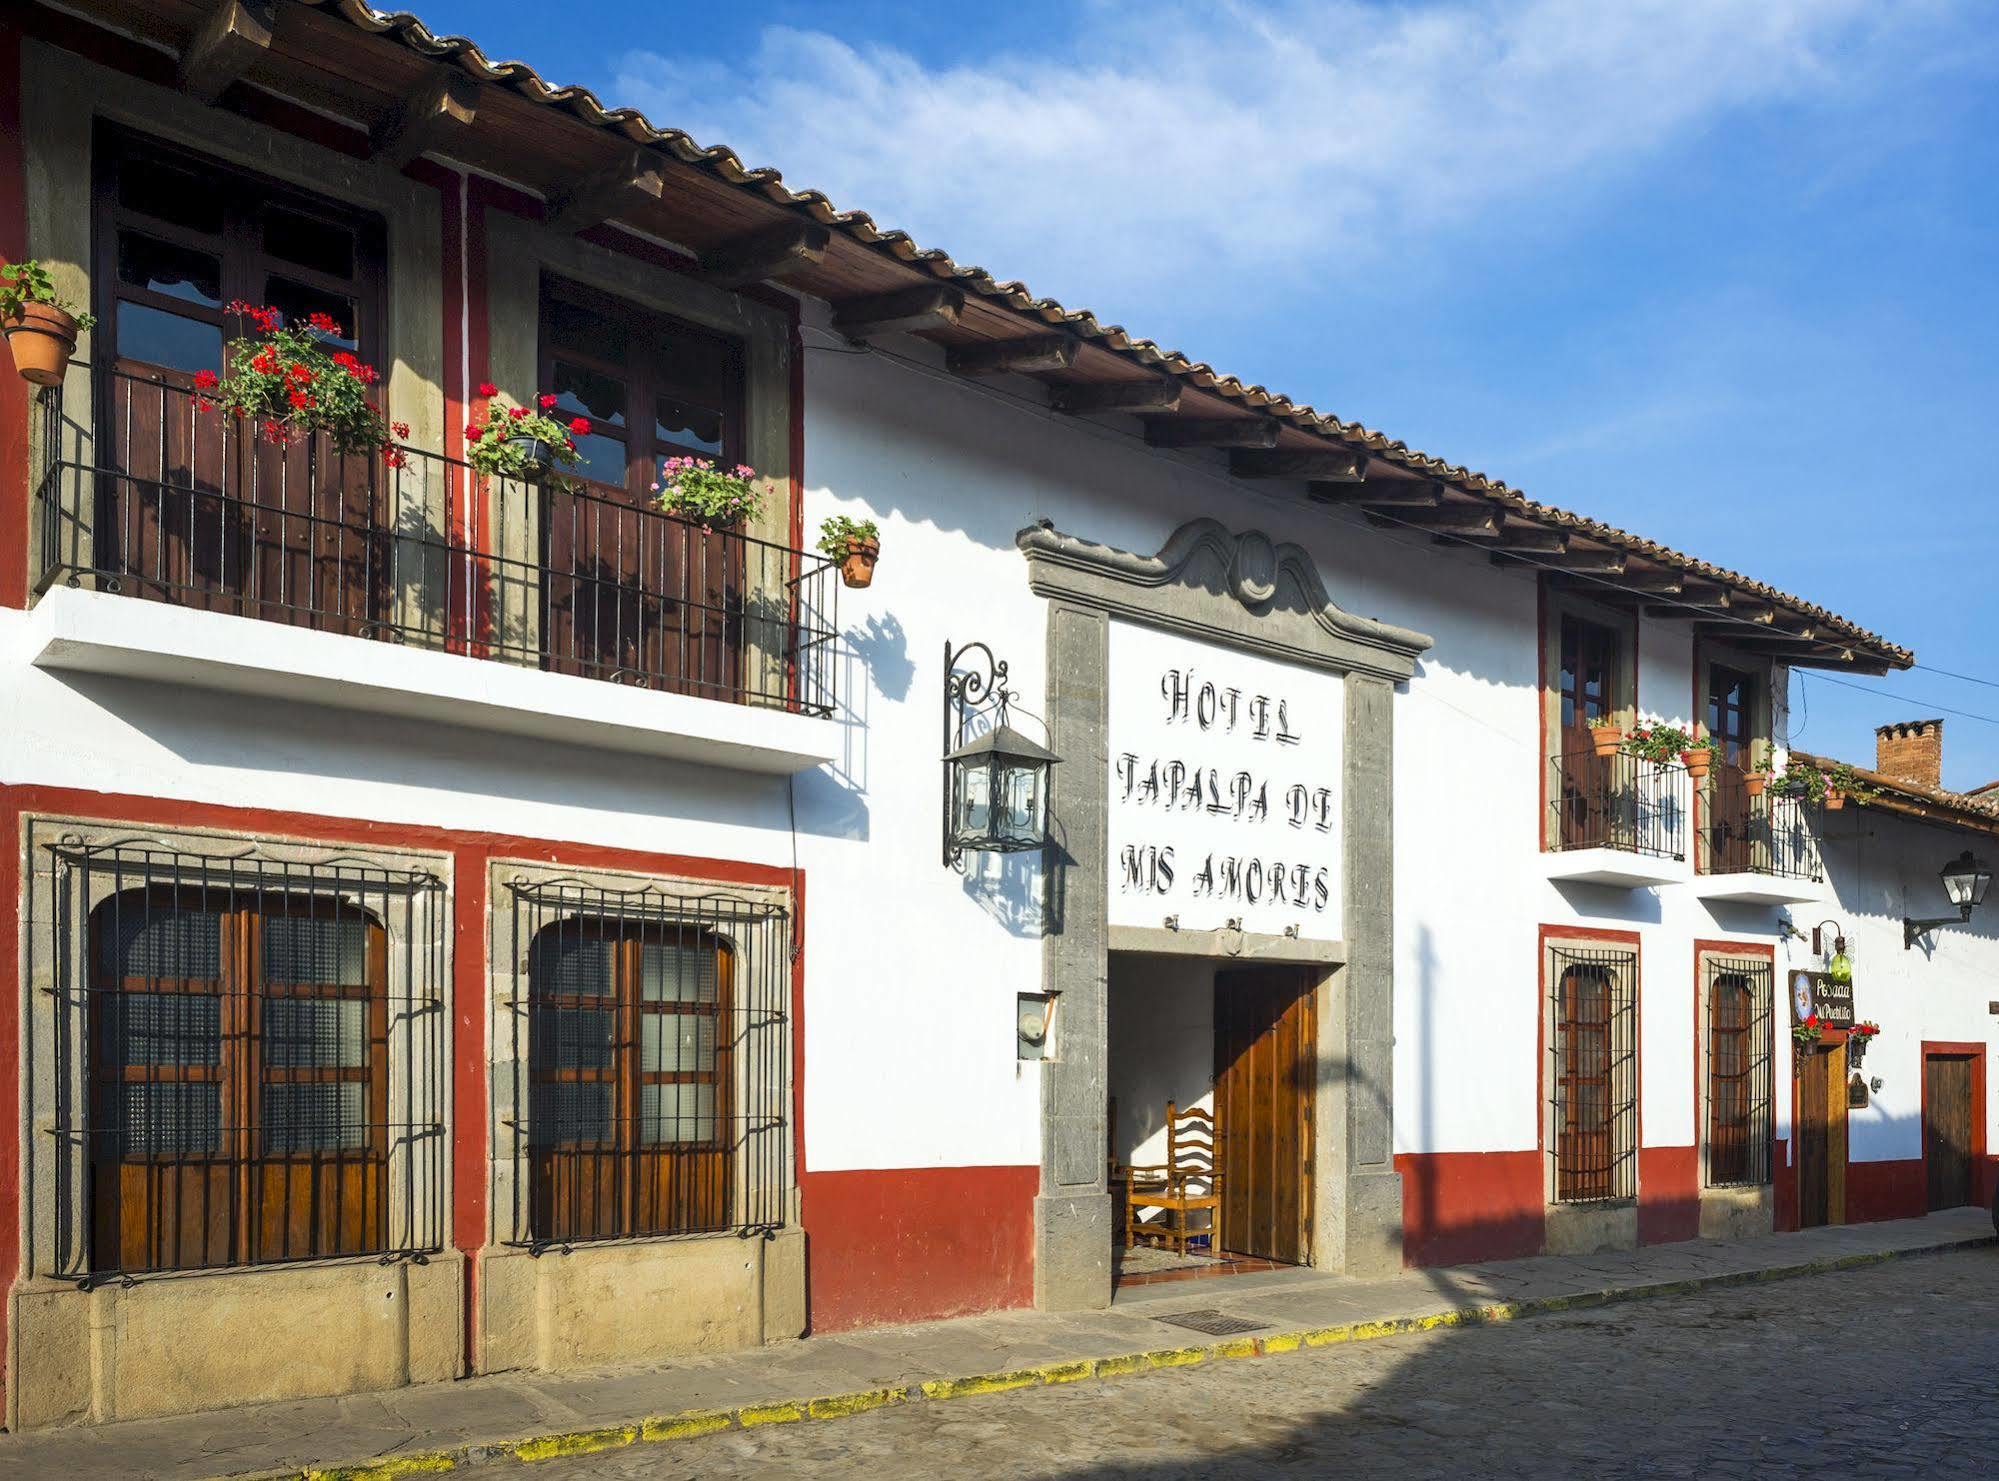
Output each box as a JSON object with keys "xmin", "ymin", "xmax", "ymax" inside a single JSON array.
[
  {"xmin": 90, "ymin": 887, "xmax": 387, "ymax": 1273},
  {"xmin": 527, "ymin": 916, "xmax": 733, "ymax": 1243}
]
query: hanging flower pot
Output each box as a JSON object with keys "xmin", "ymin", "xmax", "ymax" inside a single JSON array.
[
  {"xmin": 1745, "ymin": 771, "xmax": 1769, "ymax": 798},
  {"xmin": 1590, "ymin": 724, "xmax": 1623, "ymax": 759},
  {"xmin": 465, "ymin": 386, "xmax": 586, "ymax": 485},
  {"xmin": 1825, "ymin": 789, "xmax": 1847, "ymax": 812},
  {"xmin": 817, "ymin": 514, "xmax": 882, "ymax": 591},
  {"xmin": 505, "ymin": 435, "xmax": 556, "ymax": 475},
  {"xmin": 3, "ymin": 300, "xmax": 81, "ymax": 386},
  {"xmin": 654, "ymin": 456, "xmax": 769, "ymax": 532},
  {"xmin": 1, "ymin": 260, "xmax": 93, "ymax": 388},
  {"xmin": 1680, "ymin": 747, "xmax": 1714, "ymax": 783}
]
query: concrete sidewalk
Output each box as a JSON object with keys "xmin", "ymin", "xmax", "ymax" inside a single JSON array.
[{"xmin": 4, "ymin": 1209, "xmax": 1991, "ymax": 1481}]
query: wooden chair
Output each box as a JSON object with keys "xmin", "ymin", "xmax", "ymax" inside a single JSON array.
[{"xmin": 1122, "ymin": 1100, "xmax": 1221, "ymax": 1256}]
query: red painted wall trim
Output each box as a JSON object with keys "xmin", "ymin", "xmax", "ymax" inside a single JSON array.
[
  {"xmin": 0, "ymin": 19, "xmax": 29, "ymax": 613},
  {"xmin": 801, "ymin": 1166, "xmax": 1035, "ymax": 1331},
  {"xmin": 1396, "ymin": 1151, "xmax": 1543, "ymax": 1267}
]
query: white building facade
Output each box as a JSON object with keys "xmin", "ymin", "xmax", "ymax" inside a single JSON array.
[{"xmin": 0, "ymin": 0, "xmax": 1988, "ymax": 1431}]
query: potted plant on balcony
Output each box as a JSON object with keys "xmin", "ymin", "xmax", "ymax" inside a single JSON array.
[
  {"xmin": 1792, "ymin": 1014, "xmax": 1823, "ymax": 1051},
  {"xmin": 1769, "ymin": 757, "xmax": 1824, "ymax": 802},
  {"xmin": 198, "ymin": 301, "xmax": 407, "ymax": 464},
  {"xmin": 652, "ymin": 456, "xmax": 769, "ymax": 533},
  {"xmin": 1821, "ymin": 761, "xmax": 1878, "ymax": 812},
  {"xmin": 817, "ymin": 515, "xmax": 881, "ymax": 589},
  {"xmin": 465, "ymin": 384, "xmax": 585, "ymax": 483},
  {"xmin": 1, "ymin": 259, "xmax": 95, "ymax": 386},
  {"xmin": 1848, "ymin": 1019, "xmax": 1879, "ymax": 1066},
  {"xmin": 1588, "ymin": 714, "xmax": 1624, "ymax": 758},
  {"xmin": 1623, "ymin": 722, "xmax": 1694, "ymax": 771},
  {"xmin": 1678, "ymin": 733, "xmax": 1716, "ymax": 783},
  {"xmin": 1743, "ymin": 744, "xmax": 1772, "ymax": 798}
]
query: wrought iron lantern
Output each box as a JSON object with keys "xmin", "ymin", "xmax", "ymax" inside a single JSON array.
[
  {"xmin": 1903, "ymin": 850, "xmax": 1992, "ymax": 949},
  {"xmin": 943, "ymin": 640, "xmax": 1059, "ymax": 866}
]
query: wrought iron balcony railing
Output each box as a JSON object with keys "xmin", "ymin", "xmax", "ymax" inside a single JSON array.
[
  {"xmin": 1700, "ymin": 762, "xmax": 1823, "ymax": 882},
  {"xmin": 1547, "ymin": 749, "xmax": 1687, "ymax": 861},
  {"xmin": 32, "ymin": 367, "xmax": 840, "ymax": 717}
]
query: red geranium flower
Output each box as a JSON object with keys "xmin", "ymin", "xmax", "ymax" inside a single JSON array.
[
  {"xmin": 538, "ymin": 392, "xmax": 558, "ymax": 410},
  {"xmin": 477, "ymin": 381, "xmax": 498, "ymax": 398},
  {"xmin": 464, "ymin": 422, "xmax": 484, "ymax": 441},
  {"xmin": 391, "ymin": 421, "xmax": 411, "ymax": 440},
  {"xmin": 508, "ymin": 405, "xmax": 529, "ymax": 420},
  {"xmin": 192, "ymin": 368, "xmax": 219, "ymax": 390},
  {"xmin": 307, "ymin": 310, "xmax": 343, "ymax": 337},
  {"xmin": 287, "ymin": 388, "xmax": 313, "ymax": 409},
  {"xmin": 568, "ymin": 416, "xmax": 591, "ymax": 435}
]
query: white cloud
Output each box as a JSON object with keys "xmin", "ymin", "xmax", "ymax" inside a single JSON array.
[{"xmin": 610, "ymin": 0, "xmax": 1965, "ymax": 319}]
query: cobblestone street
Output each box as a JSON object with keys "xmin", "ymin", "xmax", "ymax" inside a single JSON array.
[{"xmin": 520, "ymin": 1247, "xmax": 1999, "ymax": 1480}]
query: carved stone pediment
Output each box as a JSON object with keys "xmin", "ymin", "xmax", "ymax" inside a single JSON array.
[{"xmin": 1016, "ymin": 517, "xmax": 1432, "ymax": 681}]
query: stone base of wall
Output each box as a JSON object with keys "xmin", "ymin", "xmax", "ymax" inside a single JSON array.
[
  {"xmin": 1698, "ymin": 1185, "xmax": 1775, "ymax": 1241},
  {"xmin": 7, "ymin": 1252, "xmax": 465, "ymax": 1431},
  {"xmin": 475, "ymin": 1229, "xmax": 805, "ymax": 1375},
  {"xmin": 1544, "ymin": 1200, "xmax": 1638, "ymax": 1256}
]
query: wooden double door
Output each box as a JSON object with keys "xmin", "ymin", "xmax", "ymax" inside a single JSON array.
[
  {"xmin": 1213, "ymin": 968, "xmax": 1316, "ymax": 1265},
  {"xmin": 1796, "ymin": 1042, "xmax": 1848, "ymax": 1229}
]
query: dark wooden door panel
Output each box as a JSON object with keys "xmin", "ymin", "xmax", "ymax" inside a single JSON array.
[
  {"xmin": 1925, "ymin": 1055, "xmax": 1974, "ymax": 1211},
  {"xmin": 1214, "ymin": 968, "xmax": 1314, "ymax": 1265},
  {"xmin": 1799, "ymin": 1047, "xmax": 1829, "ymax": 1229}
]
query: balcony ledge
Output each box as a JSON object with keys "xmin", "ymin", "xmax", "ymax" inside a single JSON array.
[
  {"xmin": 1541, "ymin": 848, "xmax": 1688, "ymax": 889},
  {"xmin": 1690, "ymin": 872, "xmax": 1828, "ymax": 907},
  {"xmin": 24, "ymin": 587, "xmax": 838, "ymax": 775}
]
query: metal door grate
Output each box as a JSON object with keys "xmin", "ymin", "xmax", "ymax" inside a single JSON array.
[{"xmin": 1154, "ymin": 1310, "xmax": 1271, "ymax": 1336}]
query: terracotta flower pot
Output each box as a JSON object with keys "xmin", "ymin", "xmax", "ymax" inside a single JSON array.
[
  {"xmin": 1825, "ymin": 790, "xmax": 1847, "ymax": 811},
  {"xmin": 1680, "ymin": 749, "xmax": 1712, "ymax": 782},
  {"xmin": 839, "ymin": 538, "xmax": 879, "ymax": 589},
  {"xmin": 1745, "ymin": 772, "xmax": 1768, "ymax": 798},
  {"xmin": 1590, "ymin": 727, "xmax": 1623, "ymax": 759},
  {"xmin": 3, "ymin": 301, "xmax": 79, "ymax": 387}
]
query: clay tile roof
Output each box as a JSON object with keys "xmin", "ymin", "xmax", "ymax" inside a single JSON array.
[
  {"xmin": 1793, "ymin": 751, "xmax": 1999, "ymax": 834},
  {"xmin": 305, "ymin": 0, "xmax": 1911, "ymax": 666}
]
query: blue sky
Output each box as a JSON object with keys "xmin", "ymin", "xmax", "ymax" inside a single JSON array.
[{"xmin": 418, "ymin": 0, "xmax": 1999, "ymax": 786}]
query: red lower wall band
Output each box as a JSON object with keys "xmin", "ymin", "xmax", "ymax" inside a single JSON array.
[{"xmin": 1396, "ymin": 1151, "xmax": 1544, "ymax": 1267}]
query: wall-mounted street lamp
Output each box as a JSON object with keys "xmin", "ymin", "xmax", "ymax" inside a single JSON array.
[
  {"xmin": 1903, "ymin": 850, "xmax": 1993, "ymax": 950},
  {"xmin": 942, "ymin": 639, "xmax": 1060, "ymax": 867}
]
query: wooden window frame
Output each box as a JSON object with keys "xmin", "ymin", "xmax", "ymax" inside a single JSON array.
[
  {"xmin": 1699, "ymin": 949, "xmax": 1774, "ymax": 1189},
  {"xmin": 1542, "ymin": 934, "xmax": 1639, "ymax": 1206}
]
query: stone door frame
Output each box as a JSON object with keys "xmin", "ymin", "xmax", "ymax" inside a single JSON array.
[{"xmin": 1016, "ymin": 517, "xmax": 1432, "ymax": 1308}]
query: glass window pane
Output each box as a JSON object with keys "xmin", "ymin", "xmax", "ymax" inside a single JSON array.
[
  {"xmin": 546, "ymin": 298, "xmax": 629, "ymax": 363},
  {"xmin": 264, "ymin": 997, "xmax": 367, "ymax": 1068},
  {"xmin": 654, "ymin": 393, "xmax": 724, "ymax": 458},
  {"xmin": 120, "ymin": 1082, "xmax": 221, "ymax": 1156},
  {"xmin": 106, "ymin": 904, "xmax": 223, "ymax": 980},
  {"xmin": 263, "ymin": 913, "xmax": 369, "ymax": 985},
  {"xmin": 262, "ymin": 1081, "xmax": 366, "ymax": 1152},
  {"xmin": 119, "ymin": 158, "xmax": 225, "ymax": 236},
  {"xmin": 115, "ymin": 301, "xmax": 222, "ymax": 376},
  {"xmin": 530, "ymin": 1006, "xmax": 616, "ymax": 1070},
  {"xmin": 107, "ymin": 990, "xmax": 221, "ymax": 1067},
  {"xmin": 263, "ymin": 206, "xmax": 356, "ymax": 280},
  {"xmin": 263, "ymin": 276, "xmax": 357, "ymax": 349},
  {"xmin": 570, "ymin": 431, "xmax": 629, "ymax": 488},
  {"xmin": 530, "ymin": 929, "xmax": 615, "ymax": 997},
  {"xmin": 639, "ymin": 942, "xmax": 718, "ymax": 1003},
  {"xmin": 530, "ymin": 1082, "xmax": 612, "ymax": 1146},
  {"xmin": 553, "ymin": 360, "xmax": 627, "ymax": 429},
  {"xmin": 642, "ymin": 1011, "xmax": 716, "ymax": 1073},
  {"xmin": 641, "ymin": 1081, "xmax": 716, "ymax": 1145},
  {"xmin": 117, "ymin": 232, "xmax": 222, "ymax": 308}
]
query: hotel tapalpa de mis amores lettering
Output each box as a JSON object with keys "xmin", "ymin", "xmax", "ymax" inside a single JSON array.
[{"xmin": 0, "ymin": 0, "xmax": 1990, "ymax": 1433}]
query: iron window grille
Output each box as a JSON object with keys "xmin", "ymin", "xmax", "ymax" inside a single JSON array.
[
  {"xmin": 1547, "ymin": 749, "xmax": 1687, "ymax": 860},
  {"xmin": 502, "ymin": 877, "xmax": 791, "ymax": 1253},
  {"xmin": 1704, "ymin": 957, "xmax": 1774, "ymax": 1189},
  {"xmin": 1549, "ymin": 944, "xmax": 1638, "ymax": 1204},
  {"xmin": 44, "ymin": 836, "xmax": 447, "ymax": 1285}
]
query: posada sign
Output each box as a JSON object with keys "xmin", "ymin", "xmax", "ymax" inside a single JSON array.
[{"xmin": 1106, "ymin": 620, "xmax": 1343, "ymax": 939}]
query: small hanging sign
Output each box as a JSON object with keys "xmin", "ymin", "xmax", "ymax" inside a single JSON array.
[
  {"xmin": 1790, "ymin": 969, "xmax": 1854, "ymax": 1031},
  {"xmin": 1848, "ymin": 1073, "xmax": 1870, "ymax": 1109}
]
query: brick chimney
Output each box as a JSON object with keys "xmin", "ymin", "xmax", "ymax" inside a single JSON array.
[{"xmin": 1875, "ymin": 719, "xmax": 1943, "ymax": 790}]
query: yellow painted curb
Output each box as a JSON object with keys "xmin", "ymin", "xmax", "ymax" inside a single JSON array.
[
  {"xmin": 737, "ymin": 1400, "xmax": 809, "ymax": 1427},
  {"xmin": 303, "ymin": 1458, "xmax": 459, "ymax": 1481},
  {"xmin": 511, "ymin": 1424, "xmax": 637, "ymax": 1463},
  {"xmin": 640, "ymin": 1410, "xmax": 734, "ymax": 1442},
  {"xmin": 808, "ymin": 1386, "xmax": 909, "ymax": 1419}
]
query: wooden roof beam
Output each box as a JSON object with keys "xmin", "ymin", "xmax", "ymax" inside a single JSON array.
[
  {"xmin": 1049, "ymin": 377, "xmax": 1183, "ymax": 415},
  {"xmin": 1487, "ymin": 521, "xmax": 1569, "ymax": 555},
  {"xmin": 696, "ymin": 220, "xmax": 830, "ymax": 289},
  {"xmin": 1231, "ymin": 448, "xmax": 1366, "ymax": 482},
  {"xmin": 833, "ymin": 284, "xmax": 965, "ymax": 341},
  {"xmin": 1525, "ymin": 547, "xmax": 1625, "ymax": 574},
  {"xmin": 947, "ymin": 335, "xmax": 1080, "ymax": 377},
  {"xmin": 546, "ymin": 148, "xmax": 665, "ymax": 234},
  {"xmin": 1368, "ymin": 504, "xmax": 1500, "ymax": 538},
  {"xmin": 1310, "ymin": 478, "xmax": 1443, "ymax": 507},
  {"xmin": 371, "ymin": 66, "xmax": 478, "ymax": 169},
  {"xmin": 1144, "ymin": 418, "xmax": 1279, "ymax": 449},
  {"xmin": 179, "ymin": 0, "xmax": 274, "ymax": 105}
]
